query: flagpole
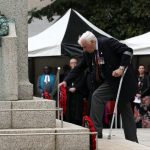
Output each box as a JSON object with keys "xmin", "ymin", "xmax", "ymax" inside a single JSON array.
[{"xmin": 57, "ymin": 67, "xmax": 61, "ymax": 119}]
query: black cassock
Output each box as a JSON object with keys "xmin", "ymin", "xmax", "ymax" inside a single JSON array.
[{"xmin": 65, "ymin": 72, "xmax": 86, "ymax": 125}]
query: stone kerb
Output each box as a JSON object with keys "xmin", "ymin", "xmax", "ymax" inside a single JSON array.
[{"xmin": 0, "ymin": 22, "xmax": 18, "ymax": 101}]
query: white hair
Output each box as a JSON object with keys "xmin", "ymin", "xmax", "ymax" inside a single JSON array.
[{"xmin": 78, "ymin": 31, "xmax": 96, "ymax": 45}]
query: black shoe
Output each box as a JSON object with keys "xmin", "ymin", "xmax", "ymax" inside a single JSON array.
[{"xmin": 98, "ymin": 133, "xmax": 103, "ymax": 138}]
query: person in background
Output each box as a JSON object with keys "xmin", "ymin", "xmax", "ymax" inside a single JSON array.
[
  {"xmin": 134, "ymin": 65, "xmax": 150, "ymax": 127},
  {"xmin": 141, "ymin": 95, "xmax": 150, "ymax": 128},
  {"xmin": 37, "ymin": 66, "xmax": 55, "ymax": 99},
  {"xmin": 134, "ymin": 94, "xmax": 150, "ymax": 128},
  {"xmin": 59, "ymin": 31, "xmax": 138, "ymax": 142},
  {"xmin": 65, "ymin": 58, "xmax": 86, "ymax": 125},
  {"xmin": 137, "ymin": 65, "xmax": 150, "ymax": 96},
  {"xmin": 60, "ymin": 64, "xmax": 70, "ymax": 82}
]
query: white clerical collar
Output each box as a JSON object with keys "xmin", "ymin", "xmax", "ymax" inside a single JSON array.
[{"xmin": 44, "ymin": 75, "xmax": 50, "ymax": 84}]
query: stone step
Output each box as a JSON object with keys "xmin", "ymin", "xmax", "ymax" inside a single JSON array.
[
  {"xmin": 0, "ymin": 99, "xmax": 56, "ymax": 129},
  {"xmin": 0, "ymin": 120, "xmax": 90, "ymax": 150},
  {"xmin": 56, "ymin": 120, "xmax": 90, "ymax": 150},
  {"xmin": 0, "ymin": 128, "xmax": 56, "ymax": 150}
]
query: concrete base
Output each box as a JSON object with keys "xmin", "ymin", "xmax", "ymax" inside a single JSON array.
[{"xmin": 0, "ymin": 97, "xmax": 90, "ymax": 149}]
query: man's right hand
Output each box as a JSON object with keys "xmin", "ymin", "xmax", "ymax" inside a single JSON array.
[{"xmin": 59, "ymin": 81, "xmax": 67, "ymax": 87}]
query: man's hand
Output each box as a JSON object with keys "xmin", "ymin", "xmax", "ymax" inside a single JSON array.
[
  {"xmin": 112, "ymin": 68, "xmax": 124, "ymax": 77},
  {"xmin": 69, "ymin": 87, "xmax": 76, "ymax": 93},
  {"xmin": 59, "ymin": 81, "xmax": 67, "ymax": 87}
]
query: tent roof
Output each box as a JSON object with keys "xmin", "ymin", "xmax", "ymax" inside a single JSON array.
[
  {"xmin": 28, "ymin": 16, "xmax": 60, "ymax": 37},
  {"xmin": 28, "ymin": 10, "xmax": 69, "ymax": 57},
  {"xmin": 28, "ymin": 9, "xmax": 112, "ymax": 57},
  {"xmin": 121, "ymin": 32, "xmax": 150, "ymax": 55}
]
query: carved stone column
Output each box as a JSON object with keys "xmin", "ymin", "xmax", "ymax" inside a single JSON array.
[{"xmin": 0, "ymin": 0, "xmax": 33, "ymax": 100}]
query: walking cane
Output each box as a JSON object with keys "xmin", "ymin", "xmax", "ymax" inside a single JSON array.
[
  {"xmin": 57, "ymin": 67, "xmax": 61, "ymax": 119},
  {"xmin": 107, "ymin": 67, "xmax": 128, "ymax": 139}
]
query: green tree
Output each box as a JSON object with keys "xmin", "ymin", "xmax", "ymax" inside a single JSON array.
[{"xmin": 28, "ymin": 0, "xmax": 150, "ymax": 39}]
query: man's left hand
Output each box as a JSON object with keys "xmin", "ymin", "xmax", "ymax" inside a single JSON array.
[{"xmin": 69, "ymin": 87, "xmax": 76, "ymax": 93}]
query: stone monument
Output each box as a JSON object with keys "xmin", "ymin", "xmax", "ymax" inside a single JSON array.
[
  {"xmin": 0, "ymin": 0, "xmax": 91, "ymax": 149},
  {"xmin": 0, "ymin": 0, "xmax": 32, "ymax": 100}
]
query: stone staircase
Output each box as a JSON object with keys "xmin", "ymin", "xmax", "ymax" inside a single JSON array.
[{"xmin": 0, "ymin": 98, "xmax": 90, "ymax": 150}]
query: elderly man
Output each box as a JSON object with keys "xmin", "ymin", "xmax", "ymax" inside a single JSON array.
[{"xmin": 59, "ymin": 31, "xmax": 138, "ymax": 142}]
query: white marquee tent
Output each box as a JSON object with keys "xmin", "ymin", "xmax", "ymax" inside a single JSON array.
[
  {"xmin": 122, "ymin": 32, "xmax": 150, "ymax": 55},
  {"xmin": 28, "ymin": 9, "xmax": 112, "ymax": 57}
]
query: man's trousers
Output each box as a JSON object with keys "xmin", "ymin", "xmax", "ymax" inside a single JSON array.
[{"xmin": 90, "ymin": 81, "xmax": 138, "ymax": 142}]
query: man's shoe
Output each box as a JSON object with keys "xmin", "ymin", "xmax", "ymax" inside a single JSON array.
[{"xmin": 98, "ymin": 133, "xmax": 103, "ymax": 138}]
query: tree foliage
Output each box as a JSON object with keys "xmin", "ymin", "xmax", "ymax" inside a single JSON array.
[{"xmin": 28, "ymin": 0, "xmax": 150, "ymax": 39}]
